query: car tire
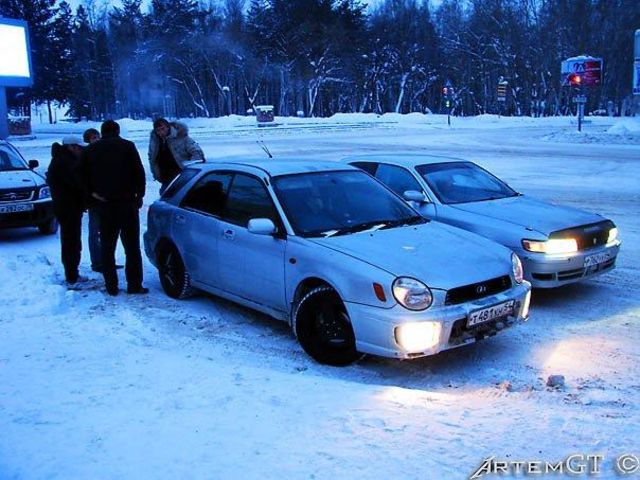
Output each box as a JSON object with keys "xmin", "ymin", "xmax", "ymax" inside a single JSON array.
[
  {"xmin": 38, "ymin": 217, "xmax": 58, "ymax": 235},
  {"xmin": 158, "ymin": 244, "xmax": 195, "ymax": 299},
  {"xmin": 293, "ymin": 286, "xmax": 362, "ymax": 366}
]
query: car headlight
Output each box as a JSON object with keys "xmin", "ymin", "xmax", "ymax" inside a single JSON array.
[
  {"xmin": 395, "ymin": 322, "xmax": 441, "ymax": 353},
  {"xmin": 512, "ymin": 253, "xmax": 524, "ymax": 284},
  {"xmin": 38, "ymin": 186, "xmax": 51, "ymax": 199},
  {"xmin": 522, "ymin": 238, "xmax": 578, "ymax": 254},
  {"xmin": 607, "ymin": 227, "xmax": 618, "ymax": 244},
  {"xmin": 392, "ymin": 277, "xmax": 433, "ymax": 311}
]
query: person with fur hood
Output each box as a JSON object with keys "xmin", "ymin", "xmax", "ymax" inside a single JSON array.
[{"xmin": 148, "ymin": 118, "xmax": 205, "ymax": 192}]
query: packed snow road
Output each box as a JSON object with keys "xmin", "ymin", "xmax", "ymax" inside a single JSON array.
[{"xmin": 1, "ymin": 116, "xmax": 639, "ymax": 479}]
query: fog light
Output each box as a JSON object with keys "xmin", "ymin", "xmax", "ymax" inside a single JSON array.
[
  {"xmin": 395, "ymin": 322, "xmax": 441, "ymax": 353},
  {"xmin": 522, "ymin": 290, "xmax": 531, "ymax": 320}
]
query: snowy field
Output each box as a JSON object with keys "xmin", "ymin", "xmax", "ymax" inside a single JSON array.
[{"xmin": 1, "ymin": 114, "xmax": 639, "ymax": 479}]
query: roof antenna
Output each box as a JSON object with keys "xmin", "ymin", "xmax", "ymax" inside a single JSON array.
[{"xmin": 257, "ymin": 140, "xmax": 273, "ymax": 159}]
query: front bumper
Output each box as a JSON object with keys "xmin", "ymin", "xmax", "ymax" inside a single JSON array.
[
  {"xmin": 515, "ymin": 241, "xmax": 620, "ymax": 288},
  {"xmin": 0, "ymin": 199, "xmax": 55, "ymax": 229},
  {"xmin": 345, "ymin": 281, "xmax": 531, "ymax": 359}
]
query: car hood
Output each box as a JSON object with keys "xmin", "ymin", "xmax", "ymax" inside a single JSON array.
[
  {"xmin": 451, "ymin": 195, "xmax": 604, "ymax": 234},
  {"xmin": 0, "ymin": 169, "xmax": 42, "ymax": 189},
  {"xmin": 309, "ymin": 222, "xmax": 512, "ymax": 290}
]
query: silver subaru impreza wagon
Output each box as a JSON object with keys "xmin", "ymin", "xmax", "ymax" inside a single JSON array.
[{"xmin": 144, "ymin": 160, "xmax": 531, "ymax": 365}]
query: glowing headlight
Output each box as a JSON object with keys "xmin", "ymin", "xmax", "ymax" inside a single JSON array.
[
  {"xmin": 39, "ymin": 186, "xmax": 51, "ymax": 199},
  {"xmin": 522, "ymin": 238, "xmax": 578, "ymax": 254},
  {"xmin": 512, "ymin": 253, "xmax": 524, "ymax": 284},
  {"xmin": 607, "ymin": 227, "xmax": 618, "ymax": 244},
  {"xmin": 392, "ymin": 277, "xmax": 433, "ymax": 311},
  {"xmin": 395, "ymin": 322, "xmax": 441, "ymax": 353}
]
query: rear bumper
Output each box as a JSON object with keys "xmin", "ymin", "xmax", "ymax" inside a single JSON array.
[
  {"xmin": 515, "ymin": 241, "xmax": 620, "ymax": 288},
  {"xmin": 0, "ymin": 199, "xmax": 55, "ymax": 229},
  {"xmin": 345, "ymin": 281, "xmax": 531, "ymax": 359}
]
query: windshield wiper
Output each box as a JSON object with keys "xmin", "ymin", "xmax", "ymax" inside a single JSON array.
[
  {"xmin": 321, "ymin": 220, "xmax": 391, "ymax": 237},
  {"xmin": 380, "ymin": 215, "xmax": 426, "ymax": 229},
  {"xmin": 322, "ymin": 217, "xmax": 426, "ymax": 237}
]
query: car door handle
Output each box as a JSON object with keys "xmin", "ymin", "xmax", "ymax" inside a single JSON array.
[
  {"xmin": 175, "ymin": 214, "xmax": 186, "ymax": 225},
  {"xmin": 223, "ymin": 229, "xmax": 235, "ymax": 239}
]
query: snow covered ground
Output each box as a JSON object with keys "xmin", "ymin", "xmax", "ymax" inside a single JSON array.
[{"xmin": 1, "ymin": 114, "xmax": 639, "ymax": 479}]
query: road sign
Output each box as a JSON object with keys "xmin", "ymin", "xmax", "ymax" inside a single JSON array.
[
  {"xmin": 497, "ymin": 82, "xmax": 507, "ymax": 102},
  {"xmin": 561, "ymin": 56, "xmax": 603, "ymax": 87},
  {"xmin": 572, "ymin": 95, "xmax": 587, "ymax": 103}
]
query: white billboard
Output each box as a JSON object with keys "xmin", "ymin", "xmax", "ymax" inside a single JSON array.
[{"xmin": 0, "ymin": 19, "xmax": 32, "ymax": 87}]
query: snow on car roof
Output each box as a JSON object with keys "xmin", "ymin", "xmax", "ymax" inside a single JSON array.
[
  {"xmin": 342, "ymin": 153, "xmax": 466, "ymax": 167},
  {"xmin": 195, "ymin": 158, "xmax": 356, "ymax": 177}
]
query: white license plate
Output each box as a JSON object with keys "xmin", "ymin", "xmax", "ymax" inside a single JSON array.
[
  {"xmin": 584, "ymin": 252, "xmax": 611, "ymax": 267},
  {"xmin": 0, "ymin": 203, "xmax": 34, "ymax": 214},
  {"xmin": 468, "ymin": 300, "xmax": 514, "ymax": 327}
]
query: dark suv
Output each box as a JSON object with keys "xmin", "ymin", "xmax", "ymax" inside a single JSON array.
[{"xmin": 0, "ymin": 140, "xmax": 57, "ymax": 234}]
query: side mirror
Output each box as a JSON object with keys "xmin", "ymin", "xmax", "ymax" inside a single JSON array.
[
  {"xmin": 403, "ymin": 190, "xmax": 428, "ymax": 204},
  {"xmin": 248, "ymin": 218, "xmax": 277, "ymax": 236},
  {"xmin": 28, "ymin": 159, "xmax": 39, "ymax": 169}
]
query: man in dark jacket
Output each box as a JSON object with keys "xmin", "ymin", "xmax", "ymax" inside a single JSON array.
[
  {"xmin": 83, "ymin": 120, "xmax": 147, "ymax": 296},
  {"xmin": 47, "ymin": 136, "xmax": 87, "ymax": 284},
  {"xmin": 82, "ymin": 128, "xmax": 103, "ymax": 272}
]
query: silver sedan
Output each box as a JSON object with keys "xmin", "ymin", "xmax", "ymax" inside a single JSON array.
[
  {"xmin": 144, "ymin": 160, "xmax": 531, "ymax": 365},
  {"xmin": 345, "ymin": 154, "xmax": 621, "ymax": 288}
]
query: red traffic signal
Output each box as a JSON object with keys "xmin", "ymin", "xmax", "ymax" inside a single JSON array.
[{"xmin": 567, "ymin": 73, "xmax": 582, "ymax": 86}]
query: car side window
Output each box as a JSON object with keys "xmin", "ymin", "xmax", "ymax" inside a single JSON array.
[
  {"xmin": 222, "ymin": 174, "xmax": 280, "ymax": 228},
  {"xmin": 350, "ymin": 162, "xmax": 378, "ymax": 176},
  {"xmin": 375, "ymin": 164, "xmax": 422, "ymax": 197},
  {"xmin": 181, "ymin": 172, "xmax": 233, "ymax": 216},
  {"xmin": 162, "ymin": 168, "xmax": 199, "ymax": 199}
]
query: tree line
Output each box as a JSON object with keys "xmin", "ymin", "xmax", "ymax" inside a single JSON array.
[{"xmin": 2, "ymin": 0, "xmax": 638, "ymax": 122}]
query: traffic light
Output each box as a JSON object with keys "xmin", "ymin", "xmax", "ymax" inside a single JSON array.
[
  {"xmin": 442, "ymin": 87, "xmax": 449, "ymax": 96},
  {"xmin": 567, "ymin": 73, "xmax": 582, "ymax": 86}
]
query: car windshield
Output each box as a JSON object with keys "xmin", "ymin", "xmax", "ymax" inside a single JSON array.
[
  {"xmin": 416, "ymin": 161, "xmax": 518, "ymax": 204},
  {"xmin": 0, "ymin": 145, "xmax": 28, "ymax": 171},
  {"xmin": 272, "ymin": 170, "xmax": 425, "ymax": 237}
]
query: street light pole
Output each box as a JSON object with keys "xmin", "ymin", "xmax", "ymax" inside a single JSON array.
[{"xmin": 0, "ymin": 87, "xmax": 8, "ymax": 139}]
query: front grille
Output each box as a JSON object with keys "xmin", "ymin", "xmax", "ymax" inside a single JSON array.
[
  {"xmin": 556, "ymin": 257, "xmax": 616, "ymax": 281},
  {"xmin": 550, "ymin": 220, "xmax": 613, "ymax": 252},
  {"xmin": 0, "ymin": 187, "xmax": 34, "ymax": 203},
  {"xmin": 445, "ymin": 275, "xmax": 512, "ymax": 306}
]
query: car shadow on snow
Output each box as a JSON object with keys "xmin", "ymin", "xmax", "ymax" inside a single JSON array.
[{"xmin": 148, "ymin": 275, "xmax": 634, "ymax": 393}]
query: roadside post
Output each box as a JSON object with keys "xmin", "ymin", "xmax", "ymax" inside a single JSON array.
[
  {"xmin": 561, "ymin": 55, "xmax": 602, "ymax": 132},
  {"xmin": 634, "ymin": 30, "xmax": 640, "ymax": 97},
  {"xmin": 443, "ymin": 80, "xmax": 454, "ymax": 126},
  {"xmin": 497, "ymin": 79, "xmax": 508, "ymax": 117},
  {"xmin": 573, "ymin": 92, "xmax": 587, "ymax": 132},
  {"xmin": 0, "ymin": 18, "xmax": 33, "ymax": 139}
]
